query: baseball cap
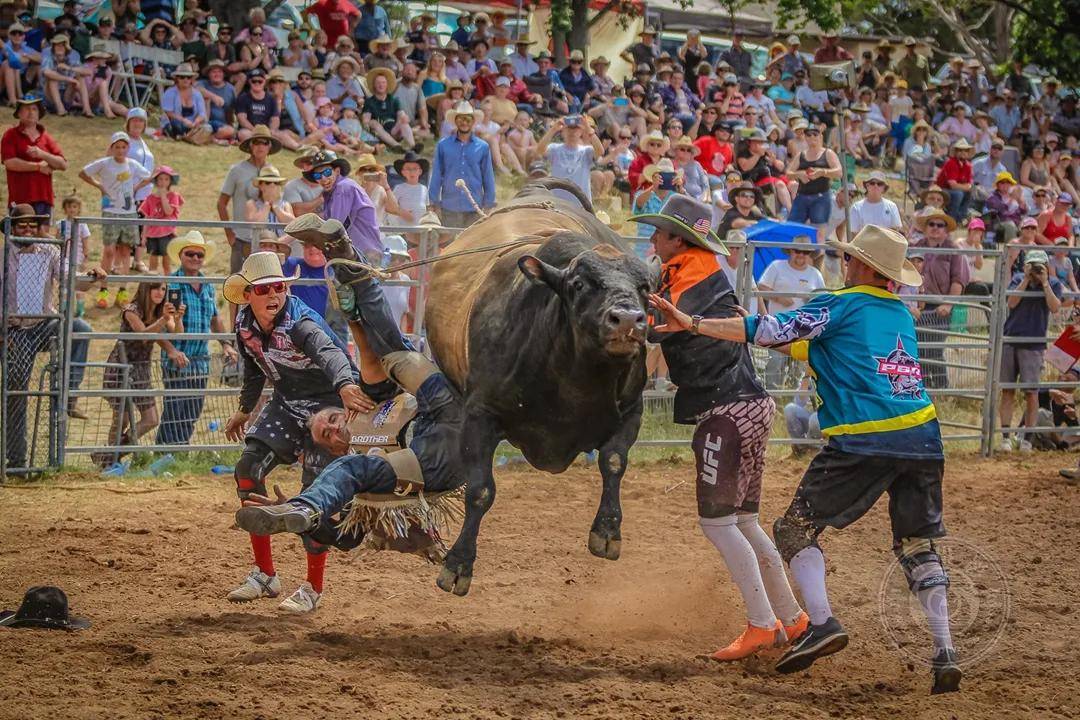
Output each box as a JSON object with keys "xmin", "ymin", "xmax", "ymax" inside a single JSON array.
[
  {"xmin": 495, "ymin": 76, "xmax": 510, "ymax": 87},
  {"xmin": 1020, "ymin": 216, "xmax": 1039, "ymax": 229},
  {"xmin": 1024, "ymin": 249, "xmax": 1049, "ymax": 265},
  {"xmin": 109, "ymin": 131, "xmax": 131, "ymax": 147}
]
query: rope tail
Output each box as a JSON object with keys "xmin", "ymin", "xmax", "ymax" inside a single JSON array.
[{"xmin": 454, "ymin": 178, "xmax": 488, "ymax": 218}]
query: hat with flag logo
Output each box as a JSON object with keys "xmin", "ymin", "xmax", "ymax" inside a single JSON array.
[{"xmin": 629, "ymin": 194, "xmax": 728, "ymax": 255}]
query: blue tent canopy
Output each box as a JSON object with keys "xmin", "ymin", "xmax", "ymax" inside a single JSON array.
[{"xmin": 743, "ymin": 219, "xmax": 820, "ymax": 281}]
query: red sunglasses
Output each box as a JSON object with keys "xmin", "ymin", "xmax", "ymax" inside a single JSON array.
[{"xmin": 249, "ymin": 281, "xmax": 286, "ymax": 296}]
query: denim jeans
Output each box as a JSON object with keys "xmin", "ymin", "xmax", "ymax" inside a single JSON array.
[
  {"xmin": 155, "ymin": 366, "xmax": 208, "ymax": 445},
  {"xmin": 946, "ymin": 189, "xmax": 970, "ymax": 221},
  {"xmin": 294, "ymin": 453, "xmax": 398, "ymax": 518}
]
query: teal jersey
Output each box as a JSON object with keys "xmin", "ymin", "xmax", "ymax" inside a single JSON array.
[{"xmin": 744, "ymin": 285, "xmax": 943, "ymax": 459}]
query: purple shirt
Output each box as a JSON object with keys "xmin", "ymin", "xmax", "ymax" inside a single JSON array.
[{"xmin": 322, "ymin": 176, "xmax": 382, "ymax": 256}]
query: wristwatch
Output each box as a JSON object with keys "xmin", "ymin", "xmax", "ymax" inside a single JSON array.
[{"xmin": 690, "ymin": 315, "xmax": 704, "ymax": 335}]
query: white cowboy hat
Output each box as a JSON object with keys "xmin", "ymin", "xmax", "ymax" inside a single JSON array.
[
  {"xmin": 446, "ymin": 101, "xmax": 476, "ymax": 123},
  {"xmin": 223, "ymin": 251, "xmax": 300, "ymax": 305},
  {"xmin": 166, "ymin": 230, "xmax": 215, "ymax": 266},
  {"xmin": 827, "ymin": 225, "xmax": 923, "ymax": 287}
]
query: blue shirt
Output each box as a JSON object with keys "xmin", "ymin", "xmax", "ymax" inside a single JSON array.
[
  {"xmin": 283, "ymin": 257, "xmax": 330, "ymax": 317},
  {"xmin": 428, "ymin": 133, "xmax": 496, "ymax": 214},
  {"xmin": 355, "ymin": 2, "xmax": 390, "ymax": 41},
  {"xmin": 198, "ymin": 80, "xmax": 236, "ymax": 126},
  {"xmin": 745, "ymin": 285, "xmax": 943, "ymax": 459},
  {"xmin": 164, "ymin": 270, "xmax": 218, "ymax": 375}
]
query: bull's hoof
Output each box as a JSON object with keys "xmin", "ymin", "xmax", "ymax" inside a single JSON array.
[
  {"xmin": 436, "ymin": 565, "xmax": 473, "ymax": 596},
  {"xmin": 588, "ymin": 531, "xmax": 622, "ymax": 560}
]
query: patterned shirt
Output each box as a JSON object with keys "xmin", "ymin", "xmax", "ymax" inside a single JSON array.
[{"xmin": 163, "ymin": 270, "xmax": 218, "ymax": 375}]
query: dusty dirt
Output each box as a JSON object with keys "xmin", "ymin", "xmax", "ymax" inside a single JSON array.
[{"xmin": 0, "ymin": 453, "xmax": 1077, "ymax": 720}]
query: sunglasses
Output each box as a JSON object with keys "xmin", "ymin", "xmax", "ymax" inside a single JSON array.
[
  {"xmin": 866, "ymin": 180, "xmax": 885, "ymax": 187},
  {"xmin": 676, "ymin": 147, "xmax": 692, "ymax": 152},
  {"xmin": 9, "ymin": 30, "xmax": 23, "ymax": 36},
  {"xmin": 14, "ymin": 220, "xmax": 37, "ymax": 228},
  {"xmin": 249, "ymin": 281, "xmax": 286, "ymax": 296},
  {"xmin": 250, "ymin": 78, "xmax": 266, "ymax": 84},
  {"xmin": 619, "ymin": 134, "xmax": 632, "ymax": 140},
  {"xmin": 792, "ymin": 249, "xmax": 813, "ymax": 255},
  {"xmin": 305, "ymin": 167, "xmax": 334, "ymax": 181},
  {"xmin": 805, "ymin": 129, "xmax": 821, "ymax": 135},
  {"xmin": 183, "ymin": 251, "xmax": 205, "ymax": 259},
  {"xmin": 926, "ymin": 221, "xmax": 948, "ymax": 229},
  {"xmin": 648, "ymin": 141, "xmax": 663, "ymax": 147}
]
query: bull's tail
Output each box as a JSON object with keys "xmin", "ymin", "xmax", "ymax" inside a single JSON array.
[{"xmin": 515, "ymin": 177, "xmax": 595, "ymax": 215}]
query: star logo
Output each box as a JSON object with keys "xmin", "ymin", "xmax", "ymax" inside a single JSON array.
[{"xmin": 874, "ymin": 336, "xmax": 924, "ymax": 400}]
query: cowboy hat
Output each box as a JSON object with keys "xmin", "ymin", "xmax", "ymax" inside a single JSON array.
[
  {"xmin": 12, "ymin": 94, "xmax": 43, "ymax": 118},
  {"xmin": 256, "ymin": 230, "xmax": 293, "ymax": 256},
  {"xmin": 446, "ymin": 101, "xmax": 476, "ymax": 123},
  {"xmin": 167, "ymin": 230, "xmax": 215, "ymax": 266},
  {"xmin": 729, "ymin": 180, "xmax": 764, "ymax": 206},
  {"xmin": 828, "ymin": 225, "xmax": 922, "ymax": 287},
  {"xmin": 639, "ymin": 25, "xmax": 658, "ymax": 36},
  {"xmin": 590, "ymin": 55, "xmax": 610, "ymax": 68},
  {"xmin": 0, "ymin": 586, "xmax": 89, "ymax": 631},
  {"xmin": 3, "ymin": 202, "xmax": 46, "ymax": 225},
  {"xmin": 426, "ymin": 79, "xmax": 466, "ymax": 108},
  {"xmin": 238, "ymin": 124, "xmax": 282, "ymax": 154},
  {"xmin": 49, "ymin": 33, "xmax": 70, "ymax": 46},
  {"xmin": 920, "ymin": 184, "xmax": 948, "ymax": 203},
  {"xmin": 366, "ymin": 66, "xmax": 398, "ymax": 94},
  {"xmin": 638, "ymin": 129, "xmax": 669, "ymax": 153},
  {"xmin": 673, "ymin": 136, "xmax": 700, "ymax": 156},
  {"xmin": 631, "ymin": 194, "xmax": 728, "ymax": 256},
  {"xmin": 370, "ymin": 34, "xmax": 397, "ymax": 50},
  {"xmin": 332, "ymin": 55, "xmax": 362, "ymax": 74},
  {"xmin": 950, "ymin": 138, "xmax": 974, "ymax": 152},
  {"xmin": 308, "ymin": 149, "xmax": 352, "ymax": 177},
  {"xmin": 353, "ymin": 153, "xmax": 384, "ymax": 173},
  {"xmin": 223, "ymin": 251, "xmax": 300, "ymax": 305},
  {"xmin": 393, "ymin": 150, "xmax": 430, "ymax": 175},
  {"xmin": 251, "ymin": 165, "xmax": 287, "ymax": 188},
  {"xmin": 915, "ymin": 207, "xmax": 957, "ymax": 232},
  {"xmin": 171, "ymin": 62, "xmax": 198, "ymax": 78},
  {"xmin": 641, "ymin": 158, "xmax": 682, "ymax": 182},
  {"xmin": 292, "ymin": 145, "xmax": 322, "ymax": 168}
]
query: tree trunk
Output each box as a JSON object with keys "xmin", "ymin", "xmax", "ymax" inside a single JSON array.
[
  {"xmin": 569, "ymin": 0, "xmax": 590, "ymax": 60},
  {"xmin": 991, "ymin": 4, "xmax": 1014, "ymax": 64}
]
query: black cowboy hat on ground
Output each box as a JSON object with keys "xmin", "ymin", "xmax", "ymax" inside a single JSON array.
[
  {"xmin": 631, "ymin": 194, "xmax": 728, "ymax": 255},
  {"xmin": 308, "ymin": 149, "xmax": 351, "ymax": 177},
  {"xmin": 393, "ymin": 150, "xmax": 429, "ymax": 176},
  {"xmin": 0, "ymin": 586, "xmax": 90, "ymax": 631}
]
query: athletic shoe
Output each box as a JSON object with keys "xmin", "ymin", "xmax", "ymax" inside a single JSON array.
[
  {"xmin": 95, "ymin": 288, "xmax": 109, "ymax": 308},
  {"xmin": 774, "ymin": 616, "xmax": 849, "ymax": 674},
  {"xmin": 710, "ymin": 620, "xmax": 787, "ymax": 661},
  {"xmin": 1018, "ymin": 440, "xmax": 1033, "ymax": 453},
  {"xmin": 930, "ymin": 647, "xmax": 962, "ymax": 694},
  {"xmin": 278, "ymin": 582, "xmax": 320, "ymax": 614},
  {"xmin": 1060, "ymin": 467, "xmax": 1080, "ymax": 484},
  {"xmin": 235, "ymin": 502, "xmax": 319, "ymax": 536},
  {"xmin": 226, "ymin": 568, "xmax": 281, "ymax": 603},
  {"xmin": 75, "ymin": 299, "xmax": 85, "ymax": 317},
  {"xmin": 114, "ymin": 288, "xmax": 131, "ymax": 307},
  {"xmin": 783, "ymin": 611, "xmax": 810, "ymax": 645},
  {"xmin": 134, "ymin": 261, "xmax": 150, "ymax": 273}
]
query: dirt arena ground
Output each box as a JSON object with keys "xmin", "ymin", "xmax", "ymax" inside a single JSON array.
[{"xmin": 0, "ymin": 452, "xmax": 1076, "ymax": 720}]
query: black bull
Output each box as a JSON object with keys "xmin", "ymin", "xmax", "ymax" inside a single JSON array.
[{"xmin": 425, "ymin": 181, "xmax": 654, "ymax": 595}]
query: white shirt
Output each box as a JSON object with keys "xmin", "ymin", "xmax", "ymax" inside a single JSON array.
[
  {"xmin": 849, "ymin": 197, "xmax": 902, "ymax": 234},
  {"xmin": 758, "ymin": 259, "xmax": 825, "ymax": 311},
  {"xmin": 719, "ymin": 258, "xmax": 758, "ymax": 315},
  {"xmin": 56, "ymin": 219, "xmax": 91, "ymax": 270},
  {"xmin": 545, "ymin": 143, "xmax": 595, "ymax": 205},
  {"xmin": 82, "ymin": 156, "xmax": 152, "ymax": 215},
  {"xmin": 126, "ymin": 136, "xmax": 155, "ymax": 202},
  {"xmin": 390, "ymin": 182, "xmax": 429, "ymax": 226}
]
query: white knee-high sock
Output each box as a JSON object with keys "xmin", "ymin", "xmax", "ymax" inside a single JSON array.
[
  {"xmin": 736, "ymin": 514, "xmax": 804, "ymax": 626},
  {"xmin": 789, "ymin": 546, "xmax": 833, "ymax": 625},
  {"xmin": 911, "ymin": 561, "xmax": 955, "ymax": 652},
  {"xmin": 700, "ymin": 515, "xmax": 778, "ymax": 630}
]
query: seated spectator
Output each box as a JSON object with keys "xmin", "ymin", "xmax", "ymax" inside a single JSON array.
[
  {"xmin": 695, "ymin": 121, "xmax": 735, "ymax": 177},
  {"xmin": 717, "ymin": 181, "xmax": 765, "ymax": 238},
  {"xmin": 736, "ymin": 127, "xmax": 791, "ymax": 216},
  {"xmin": 311, "ymin": 97, "xmax": 369, "ymax": 155},
  {"xmin": 267, "ymin": 69, "xmax": 307, "ymax": 151},
  {"xmin": 672, "ymin": 135, "xmax": 708, "ymax": 201},
  {"xmin": 1021, "ymin": 142, "xmax": 1057, "ymax": 200},
  {"xmin": 326, "ymin": 55, "xmax": 365, "ymax": 106},
  {"xmin": 175, "ymin": 13, "xmax": 211, "ymax": 67},
  {"xmin": 394, "ymin": 61, "xmax": 431, "ymax": 140},
  {"xmin": 443, "ymin": 41, "xmax": 470, "ymax": 85},
  {"xmin": 80, "ymin": 50, "xmax": 125, "ymax": 119},
  {"xmin": 1038, "ymin": 192, "xmax": 1075, "ymax": 246},
  {"xmin": 972, "ymin": 138, "xmax": 1008, "ymax": 207},
  {"xmin": 235, "ymin": 6, "xmax": 278, "ymax": 51},
  {"xmin": 40, "ymin": 34, "xmax": 91, "ymax": 117},
  {"xmin": 559, "ymin": 50, "xmax": 595, "ymax": 109},
  {"xmin": 850, "ymin": 170, "xmax": 902, "ymax": 234},
  {"xmin": 467, "ymin": 38, "xmax": 498, "ymax": 100},
  {"xmin": 784, "ymin": 374, "xmax": 820, "ymax": 455},
  {"xmin": 3, "ymin": 22, "xmax": 41, "ymax": 106},
  {"xmin": 985, "ymin": 171, "xmax": 1027, "ymax": 243},
  {"xmin": 420, "ymin": 51, "xmax": 448, "ymax": 97},
  {"xmin": 235, "ymin": 69, "xmax": 280, "ymax": 143},
  {"xmin": 506, "ymin": 110, "xmax": 538, "ymax": 171},
  {"xmin": 628, "ymin": 129, "xmax": 669, "ymax": 193},
  {"xmin": 162, "ymin": 63, "xmax": 210, "ymax": 143},
  {"xmin": 197, "ymin": 59, "xmax": 238, "ymax": 144},
  {"xmin": 936, "ymin": 138, "xmax": 975, "ymax": 220},
  {"xmin": 938, "ymin": 103, "xmax": 977, "ymax": 144},
  {"xmin": 658, "ymin": 68, "xmax": 700, "ymax": 130},
  {"xmin": 525, "ymin": 51, "xmax": 570, "ymax": 116},
  {"xmin": 366, "ymin": 35, "xmax": 402, "ymax": 74},
  {"xmin": 631, "ymin": 158, "xmax": 683, "ymax": 257},
  {"xmin": 282, "ymin": 30, "xmax": 317, "ymax": 71},
  {"xmin": 364, "ymin": 67, "xmax": 416, "ymax": 152},
  {"xmin": 205, "ymin": 23, "xmax": 240, "ymax": 80}
]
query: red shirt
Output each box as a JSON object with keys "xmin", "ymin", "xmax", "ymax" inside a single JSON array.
[
  {"xmin": 628, "ymin": 151, "xmax": 662, "ymax": 194},
  {"xmin": 302, "ymin": 0, "xmax": 359, "ymax": 45},
  {"xmin": 1, "ymin": 123, "xmax": 64, "ymax": 207},
  {"xmin": 813, "ymin": 46, "xmax": 852, "ymax": 63},
  {"xmin": 936, "ymin": 157, "xmax": 972, "ymax": 189},
  {"xmin": 694, "ymin": 136, "xmax": 733, "ymax": 176}
]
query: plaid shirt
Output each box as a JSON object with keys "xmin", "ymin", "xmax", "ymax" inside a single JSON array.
[{"xmin": 163, "ymin": 270, "xmax": 218, "ymax": 375}]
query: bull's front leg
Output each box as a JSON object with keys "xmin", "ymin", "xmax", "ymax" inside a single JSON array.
[
  {"xmin": 437, "ymin": 406, "xmax": 500, "ymax": 596},
  {"xmin": 588, "ymin": 397, "xmax": 643, "ymax": 561}
]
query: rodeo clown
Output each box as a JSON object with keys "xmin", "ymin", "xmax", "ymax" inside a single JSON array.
[
  {"xmin": 650, "ymin": 225, "xmax": 961, "ymax": 694},
  {"xmin": 233, "ymin": 214, "xmax": 465, "ymax": 575},
  {"xmin": 634, "ymin": 194, "xmax": 809, "ymax": 662},
  {"xmin": 221, "ymin": 251, "xmax": 374, "ymax": 612}
]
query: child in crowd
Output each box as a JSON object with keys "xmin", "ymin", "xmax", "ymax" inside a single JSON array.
[
  {"xmin": 138, "ymin": 165, "xmax": 183, "ymax": 276},
  {"xmin": 79, "ymin": 130, "xmax": 152, "ymax": 308},
  {"xmin": 56, "ymin": 195, "xmax": 91, "ymax": 316},
  {"xmin": 390, "ymin": 151, "xmax": 429, "ymax": 229},
  {"xmin": 312, "ymin": 96, "xmax": 362, "ymax": 156},
  {"xmin": 506, "ymin": 111, "xmax": 537, "ymax": 172}
]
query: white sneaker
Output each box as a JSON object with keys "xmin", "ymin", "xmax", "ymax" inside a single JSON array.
[
  {"xmin": 226, "ymin": 568, "xmax": 281, "ymax": 603},
  {"xmin": 278, "ymin": 582, "xmax": 320, "ymax": 613},
  {"xmin": 1018, "ymin": 440, "xmax": 1033, "ymax": 453}
]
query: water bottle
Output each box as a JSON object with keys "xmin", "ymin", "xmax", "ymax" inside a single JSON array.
[
  {"xmin": 210, "ymin": 465, "xmax": 235, "ymax": 475},
  {"xmin": 207, "ymin": 420, "xmax": 220, "ymax": 432},
  {"xmin": 101, "ymin": 460, "xmax": 130, "ymax": 477}
]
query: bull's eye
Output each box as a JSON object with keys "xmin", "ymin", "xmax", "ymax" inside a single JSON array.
[{"xmin": 570, "ymin": 278, "xmax": 586, "ymax": 294}]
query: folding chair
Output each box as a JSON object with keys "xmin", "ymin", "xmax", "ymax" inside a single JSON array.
[{"xmin": 903, "ymin": 152, "xmax": 936, "ymax": 213}]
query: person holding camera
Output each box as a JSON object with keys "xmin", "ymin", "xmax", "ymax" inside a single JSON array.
[
  {"xmin": 536, "ymin": 115, "xmax": 604, "ymax": 206},
  {"xmin": 999, "ymin": 248, "xmax": 1063, "ymax": 452}
]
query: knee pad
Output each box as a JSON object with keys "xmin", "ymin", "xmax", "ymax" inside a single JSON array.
[
  {"xmin": 895, "ymin": 537, "xmax": 949, "ymax": 592},
  {"xmin": 772, "ymin": 513, "xmax": 819, "ymax": 564},
  {"xmin": 380, "ymin": 351, "xmax": 438, "ymax": 395},
  {"xmin": 361, "ymin": 377, "xmax": 400, "ymax": 404},
  {"xmin": 234, "ymin": 440, "xmax": 279, "ymax": 500}
]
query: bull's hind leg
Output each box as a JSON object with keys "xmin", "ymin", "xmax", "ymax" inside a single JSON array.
[
  {"xmin": 588, "ymin": 397, "xmax": 644, "ymax": 561},
  {"xmin": 437, "ymin": 407, "xmax": 500, "ymax": 596}
]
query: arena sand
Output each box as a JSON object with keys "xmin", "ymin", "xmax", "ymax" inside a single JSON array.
[{"xmin": 0, "ymin": 453, "xmax": 1076, "ymax": 719}]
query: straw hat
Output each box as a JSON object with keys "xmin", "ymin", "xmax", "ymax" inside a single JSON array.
[
  {"xmin": 256, "ymin": 230, "xmax": 293, "ymax": 257},
  {"xmin": 366, "ymin": 66, "xmax": 398, "ymax": 94},
  {"xmin": 370, "ymin": 34, "xmax": 397, "ymax": 51},
  {"xmin": 914, "ymin": 207, "xmax": 957, "ymax": 233},
  {"xmin": 641, "ymin": 157, "xmax": 682, "ymax": 184},
  {"xmin": 920, "ymin": 184, "xmax": 947, "ymax": 203},
  {"xmin": 332, "ymin": 55, "xmax": 362, "ymax": 74},
  {"xmin": 639, "ymin": 129, "xmax": 669, "ymax": 153},
  {"xmin": 172, "ymin": 62, "xmax": 198, "ymax": 78},
  {"xmin": 590, "ymin": 55, "xmax": 610, "ymax": 69},
  {"xmin": 630, "ymin": 193, "xmax": 727, "ymax": 255},
  {"xmin": 353, "ymin": 153, "xmax": 384, "ymax": 173},
  {"xmin": 223, "ymin": 251, "xmax": 300, "ymax": 305},
  {"xmin": 827, "ymin": 225, "xmax": 922, "ymax": 287},
  {"xmin": 673, "ymin": 136, "xmax": 700, "ymax": 156},
  {"xmin": 167, "ymin": 230, "xmax": 215, "ymax": 266},
  {"xmin": 251, "ymin": 165, "xmax": 287, "ymax": 188},
  {"xmin": 239, "ymin": 124, "xmax": 282, "ymax": 154},
  {"xmin": 950, "ymin": 138, "xmax": 974, "ymax": 152},
  {"xmin": 12, "ymin": 94, "xmax": 43, "ymax": 118}
]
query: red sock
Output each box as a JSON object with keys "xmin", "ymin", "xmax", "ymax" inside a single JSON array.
[
  {"xmin": 306, "ymin": 551, "xmax": 327, "ymax": 593},
  {"xmin": 250, "ymin": 533, "xmax": 275, "ymax": 576}
]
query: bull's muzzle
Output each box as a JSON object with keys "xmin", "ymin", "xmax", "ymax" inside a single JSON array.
[{"xmin": 604, "ymin": 306, "xmax": 648, "ymax": 347}]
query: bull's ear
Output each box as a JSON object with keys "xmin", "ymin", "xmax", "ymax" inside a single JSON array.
[{"xmin": 518, "ymin": 255, "xmax": 566, "ymax": 291}]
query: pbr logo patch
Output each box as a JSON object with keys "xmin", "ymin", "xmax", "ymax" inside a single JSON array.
[
  {"xmin": 371, "ymin": 399, "xmax": 395, "ymax": 428},
  {"xmin": 875, "ymin": 336, "xmax": 923, "ymax": 399}
]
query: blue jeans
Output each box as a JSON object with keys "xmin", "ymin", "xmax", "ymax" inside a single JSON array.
[
  {"xmin": 946, "ymin": 189, "xmax": 970, "ymax": 221},
  {"xmin": 789, "ymin": 190, "xmax": 832, "ymax": 225},
  {"xmin": 156, "ymin": 366, "xmax": 208, "ymax": 445},
  {"xmin": 294, "ymin": 453, "xmax": 398, "ymax": 518}
]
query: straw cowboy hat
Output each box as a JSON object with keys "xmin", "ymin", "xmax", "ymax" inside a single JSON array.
[
  {"xmin": 172, "ymin": 62, "xmax": 198, "ymax": 78},
  {"xmin": 223, "ymin": 251, "xmax": 300, "ymax": 305},
  {"xmin": 920, "ymin": 183, "xmax": 948, "ymax": 204},
  {"xmin": 827, "ymin": 225, "xmax": 922, "ymax": 287},
  {"xmin": 641, "ymin": 157, "xmax": 682, "ymax": 184},
  {"xmin": 255, "ymin": 230, "xmax": 293, "ymax": 256},
  {"xmin": 239, "ymin": 124, "xmax": 282, "ymax": 154},
  {"xmin": 590, "ymin": 55, "xmax": 610, "ymax": 69},
  {"xmin": 167, "ymin": 230, "xmax": 215, "ymax": 266},
  {"xmin": 331, "ymin": 54, "xmax": 362, "ymax": 74},
  {"xmin": 950, "ymin": 138, "xmax": 974, "ymax": 152},
  {"xmin": 914, "ymin": 207, "xmax": 957, "ymax": 233},
  {"xmin": 630, "ymin": 193, "xmax": 728, "ymax": 256},
  {"xmin": 366, "ymin": 66, "xmax": 398, "ymax": 94},
  {"xmin": 673, "ymin": 135, "xmax": 700, "ymax": 156},
  {"xmin": 353, "ymin": 153, "xmax": 384, "ymax": 173},
  {"xmin": 251, "ymin": 165, "xmax": 287, "ymax": 188},
  {"xmin": 292, "ymin": 145, "xmax": 322, "ymax": 168},
  {"xmin": 370, "ymin": 34, "xmax": 398, "ymax": 51},
  {"xmin": 639, "ymin": 129, "xmax": 670, "ymax": 153}
]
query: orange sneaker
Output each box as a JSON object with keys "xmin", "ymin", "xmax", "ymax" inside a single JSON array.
[
  {"xmin": 783, "ymin": 611, "xmax": 810, "ymax": 645},
  {"xmin": 710, "ymin": 620, "xmax": 787, "ymax": 661}
]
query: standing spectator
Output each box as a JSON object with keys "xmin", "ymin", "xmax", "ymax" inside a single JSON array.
[
  {"xmin": 1000, "ymin": 249, "xmax": 1062, "ymax": 451},
  {"xmin": 895, "ymin": 37, "xmax": 930, "ymax": 90},
  {"xmin": 757, "ymin": 245, "xmax": 825, "ymax": 388},
  {"xmin": 157, "ymin": 232, "xmax": 238, "ymax": 446},
  {"xmin": 914, "ymin": 209, "xmax": 969, "ymax": 389},
  {"xmin": 304, "ymin": 150, "xmax": 383, "ymax": 261},
  {"xmin": 509, "ymin": 37, "xmax": 538, "ymax": 80},
  {"xmin": 813, "ymin": 31, "xmax": 852, "ymax": 63},
  {"xmin": 720, "ymin": 31, "xmax": 753, "ymax": 85},
  {"xmin": 219, "ymin": 124, "xmax": 281, "ymax": 274},
  {"xmin": 138, "ymin": 166, "xmax": 183, "ymax": 275},
  {"xmin": 245, "ymin": 165, "xmax": 295, "ymax": 237},
  {"xmin": 780, "ymin": 36, "xmax": 808, "ymax": 77},
  {"xmin": 302, "ymin": 0, "xmax": 359, "ymax": 46},
  {"xmin": 428, "ymin": 102, "xmax": 496, "ymax": 229},
  {"xmin": 849, "ymin": 170, "xmax": 902, "ymax": 235},
  {"xmin": 124, "ymin": 108, "xmax": 156, "ymax": 273},
  {"xmin": 786, "ymin": 124, "xmax": 842, "ymax": 242},
  {"xmin": 1, "ymin": 96, "xmax": 66, "ymax": 215},
  {"xmin": 620, "ymin": 25, "xmax": 660, "ymax": 73},
  {"xmin": 390, "ymin": 150, "xmax": 429, "ymax": 227},
  {"xmin": 935, "ymin": 138, "xmax": 974, "ymax": 221},
  {"xmin": 536, "ymin": 115, "xmax": 603, "ymax": 206}
]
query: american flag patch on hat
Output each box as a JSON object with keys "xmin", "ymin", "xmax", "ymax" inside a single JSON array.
[{"xmin": 692, "ymin": 217, "xmax": 711, "ymax": 233}]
